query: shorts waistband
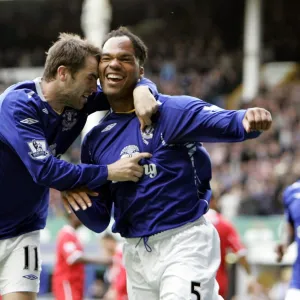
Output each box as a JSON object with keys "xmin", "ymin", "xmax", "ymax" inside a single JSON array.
[{"xmin": 125, "ymin": 216, "xmax": 206, "ymax": 245}]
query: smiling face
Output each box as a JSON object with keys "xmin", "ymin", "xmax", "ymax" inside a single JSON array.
[
  {"xmin": 99, "ymin": 36, "xmax": 144, "ymax": 101},
  {"xmin": 58, "ymin": 55, "xmax": 99, "ymax": 110}
]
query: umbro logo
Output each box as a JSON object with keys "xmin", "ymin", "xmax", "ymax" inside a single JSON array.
[
  {"xmin": 202, "ymin": 105, "xmax": 223, "ymax": 112},
  {"xmin": 23, "ymin": 274, "xmax": 38, "ymax": 280},
  {"xmin": 101, "ymin": 123, "xmax": 117, "ymax": 132},
  {"xmin": 27, "ymin": 91, "xmax": 35, "ymax": 99},
  {"xmin": 20, "ymin": 118, "xmax": 39, "ymax": 125},
  {"xmin": 42, "ymin": 108, "xmax": 48, "ymax": 114}
]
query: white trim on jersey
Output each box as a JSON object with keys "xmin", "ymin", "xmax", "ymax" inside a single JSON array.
[
  {"xmin": 67, "ymin": 250, "xmax": 84, "ymax": 265},
  {"xmin": 33, "ymin": 77, "xmax": 47, "ymax": 102},
  {"xmin": 63, "ymin": 280, "xmax": 73, "ymax": 300}
]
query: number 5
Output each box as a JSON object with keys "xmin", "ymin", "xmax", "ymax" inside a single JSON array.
[{"xmin": 191, "ymin": 281, "xmax": 201, "ymax": 300}]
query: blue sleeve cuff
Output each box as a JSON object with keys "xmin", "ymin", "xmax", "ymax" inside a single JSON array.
[
  {"xmin": 85, "ymin": 164, "xmax": 108, "ymax": 190},
  {"xmin": 74, "ymin": 199, "xmax": 110, "ymax": 233}
]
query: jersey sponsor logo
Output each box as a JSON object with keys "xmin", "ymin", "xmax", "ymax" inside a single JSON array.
[
  {"xmin": 111, "ymin": 145, "xmax": 141, "ymax": 183},
  {"xmin": 62, "ymin": 109, "xmax": 78, "ymax": 131},
  {"xmin": 23, "ymin": 274, "xmax": 38, "ymax": 280},
  {"xmin": 144, "ymin": 163, "xmax": 157, "ymax": 178},
  {"xmin": 101, "ymin": 123, "xmax": 117, "ymax": 132},
  {"xmin": 141, "ymin": 125, "xmax": 154, "ymax": 145},
  {"xmin": 20, "ymin": 118, "xmax": 39, "ymax": 125},
  {"xmin": 120, "ymin": 145, "xmax": 140, "ymax": 158},
  {"xmin": 42, "ymin": 108, "xmax": 48, "ymax": 114},
  {"xmin": 119, "ymin": 145, "xmax": 158, "ymax": 178},
  {"xmin": 28, "ymin": 139, "xmax": 49, "ymax": 160}
]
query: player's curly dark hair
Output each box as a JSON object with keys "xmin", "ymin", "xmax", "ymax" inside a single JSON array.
[{"xmin": 102, "ymin": 26, "xmax": 148, "ymax": 66}]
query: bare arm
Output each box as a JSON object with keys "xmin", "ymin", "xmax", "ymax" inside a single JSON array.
[
  {"xmin": 133, "ymin": 85, "xmax": 158, "ymax": 131},
  {"xmin": 71, "ymin": 255, "xmax": 112, "ymax": 266},
  {"xmin": 276, "ymin": 222, "xmax": 295, "ymax": 263},
  {"xmin": 237, "ymin": 255, "xmax": 251, "ymax": 275}
]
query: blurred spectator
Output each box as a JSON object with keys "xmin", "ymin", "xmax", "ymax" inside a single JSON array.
[
  {"xmin": 88, "ymin": 274, "xmax": 107, "ymax": 299},
  {"xmin": 269, "ymin": 268, "xmax": 291, "ymax": 300},
  {"xmin": 101, "ymin": 233, "xmax": 127, "ymax": 300},
  {"xmin": 206, "ymin": 194, "xmax": 261, "ymax": 299},
  {"xmin": 52, "ymin": 213, "xmax": 112, "ymax": 300}
]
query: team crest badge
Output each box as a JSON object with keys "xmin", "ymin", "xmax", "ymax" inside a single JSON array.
[
  {"xmin": 141, "ymin": 125, "xmax": 154, "ymax": 145},
  {"xmin": 62, "ymin": 109, "xmax": 78, "ymax": 131}
]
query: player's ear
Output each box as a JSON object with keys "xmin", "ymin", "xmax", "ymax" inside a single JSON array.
[
  {"xmin": 57, "ymin": 65, "xmax": 68, "ymax": 82},
  {"xmin": 139, "ymin": 66, "xmax": 144, "ymax": 79}
]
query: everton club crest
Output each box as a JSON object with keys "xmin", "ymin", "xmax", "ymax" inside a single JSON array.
[{"xmin": 62, "ymin": 109, "xmax": 78, "ymax": 131}]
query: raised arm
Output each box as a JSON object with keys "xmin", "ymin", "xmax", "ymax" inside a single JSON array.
[{"xmin": 159, "ymin": 95, "xmax": 272, "ymax": 144}]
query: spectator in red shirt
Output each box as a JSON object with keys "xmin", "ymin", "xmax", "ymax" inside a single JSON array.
[
  {"xmin": 52, "ymin": 213, "xmax": 111, "ymax": 300},
  {"xmin": 102, "ymin": 233, "xmax": 128, "ymax": 300},
  {"xmin": 205, "ymin": 194, "xmax": 259, "ymax": 299}
]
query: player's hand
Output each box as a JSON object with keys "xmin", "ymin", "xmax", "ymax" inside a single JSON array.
[
  {"xmin": 275, "ymin": 243, "xmax": 287, "ymax": 263},
  {"xmin": 242, "ymin": 107, "xmax": 272, "ymax": 133},
  {"xmin": 107, "ymin": 152, "xmax": 152, "ymax": 182},
  {"xmin": 133, "ymin": 85, "xmax": 158, "ymax": 131},
  {"xmin": 61, "ymin": 187, "xmax": 99, "ymax": 213}
]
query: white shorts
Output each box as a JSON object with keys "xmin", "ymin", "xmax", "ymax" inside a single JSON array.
[
  {"xmin": 0, "ymin": 230, "xmax": 42, "ymax": 295},
  {"xmin": 285, "ymin": 288, "xmax": 300, "ymax": 300},
  {"xmin": 123, "ymin": 217, "xmax": 224, "ymax": 300}
]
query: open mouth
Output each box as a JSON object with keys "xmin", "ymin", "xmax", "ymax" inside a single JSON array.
[{"xmin": 106, "ymin": 73, "xmax": 125, "ymax": 84}]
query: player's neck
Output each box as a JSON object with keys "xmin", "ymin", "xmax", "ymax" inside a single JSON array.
[
  {"xmin": 108, "ymin": 97, "xmax": 134, "ymax": 113},
  {"xmin": 40, "ymin": 79, "xmax": 64, "ymax": 114}
]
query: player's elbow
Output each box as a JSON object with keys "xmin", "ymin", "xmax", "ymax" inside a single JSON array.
[
  {"xmin": 30, "ymin": 160, "xmax": 70, "ymax": 189},
  {"xmin": 29, "ymin": 161, "xmax": 56, "ymax": 186},
  {"xmin": 75, "ymin": 209, "xmax": 111, "ymax": 234},
  {"xmin": 89, "ymin": 219, "xmax": 110, "ymax": 233},
  {"xmin": 31, "ymin": 168, "xmax": 50, "ymax": 186}
]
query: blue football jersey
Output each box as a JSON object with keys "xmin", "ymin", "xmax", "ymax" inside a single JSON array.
[
  {"xmin": 283, "ymin": 180, "xmax": 300, "ymax": 289},
  {"xmin": 0, "ymin": 77, "xmax": 157, "ymax": 239},
  {"xmin": 76, "ymin": 94, "xmax": 261, "ymax": 238}
]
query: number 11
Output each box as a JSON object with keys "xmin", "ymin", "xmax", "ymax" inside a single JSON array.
[{"xmin": 23, "ymin": 246, "xmax": 39, "ymax": 271}]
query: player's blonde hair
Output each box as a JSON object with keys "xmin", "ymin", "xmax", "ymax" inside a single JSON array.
[{"xmin": 43, "ymin": 32, "xmax": 101, "ymax": 81}]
